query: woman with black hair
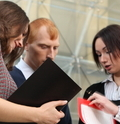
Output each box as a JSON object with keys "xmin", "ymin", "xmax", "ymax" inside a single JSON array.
[{"xmin": 79, "ymin": 24, "xmax": 120, "ymax": 124}]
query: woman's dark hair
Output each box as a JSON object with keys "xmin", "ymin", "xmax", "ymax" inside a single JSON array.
[
  {"xmin": 92, "ymin": 24, "xmax": 120, "ymax": 74},
  {"xmin": 0, "ymin": 1, "xmax": 29, "ymax": 70}
]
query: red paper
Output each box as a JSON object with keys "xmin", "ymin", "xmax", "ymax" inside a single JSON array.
[{"xmin": 77, "ymin": 98, "xmax": 116, "ymax": 124}]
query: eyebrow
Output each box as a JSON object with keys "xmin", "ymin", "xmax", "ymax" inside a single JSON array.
[
  {"xmin": 39, "ymin": 43, "xmax": 59, "ymax": 47},
  {"xmin": 95, "ymin": 46, "xmax": 107, "ymax": 52},
  {"xmin": 103, "ymin": 46, "xmax": 107, "ymax": 50}
]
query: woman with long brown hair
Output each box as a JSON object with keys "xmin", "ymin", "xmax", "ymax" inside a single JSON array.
[{"xmin": 0, "ymin": 1, "xmax": 67, "ymax": 124}]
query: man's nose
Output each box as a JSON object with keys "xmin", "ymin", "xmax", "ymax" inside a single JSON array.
[{"xmin": 47, "ymin": 49, "xmax": 55, "ymax": 60}]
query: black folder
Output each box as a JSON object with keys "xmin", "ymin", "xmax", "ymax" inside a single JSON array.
[
  {"xmin": 8, "ymin": 58, "xmax": 81, "ymax": 109},
  {"xmin": 1, "ymin": 58, "xmax": 81, "ymax": 124}
]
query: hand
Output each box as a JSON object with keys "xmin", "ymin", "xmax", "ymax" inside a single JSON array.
[
  {"xmin": 88, "ymin": 92, "xmax": 118, "ymax": 116},
  {"xmin": 37, "ymin": 100, "xmax": 67, "ymax": 124}
]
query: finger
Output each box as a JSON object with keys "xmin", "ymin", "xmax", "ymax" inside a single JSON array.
[
  {"xmin": 59, "ymin": 110, "xmax": 65, "ymax": 118},
  {"xmin": 87, "ymin": 95, "xmax": 95, "ymax": 101},
  {"xmin": 89, "ymin": 98, "xmax": 101, "ymax": 105},
  {"xmin": 87, "ymin": 92, "xmax": 100, "ymax": 101},
  {"xmin": 51, "ymin": 100, "xmax": 68, "ymax": 107},
  {"xmin": 96, "ymin": 103, "xmax": 103, "ymax": 109},
  {"xmin": 56, "ymin": 118, "xmax": 60, "ymax": 123},
  {"xmin": 89, "ymin": 99, "xmax": 96, "ymax": 105}
]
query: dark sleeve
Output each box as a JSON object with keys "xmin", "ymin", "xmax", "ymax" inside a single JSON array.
[
  {"xmin": 78, "ymin": 85, "xmax": 94, "ymax": 124},
  {"xmin": 58, "ymin": 104, "xmax": 72, "ymax": 124},
  {"xmin": 9, "ymin": 66, "xmax": 26, "ymax": 88},
  {"xmin": 78, "ymin": 82, "xmax": 104, "ymax": 124}
]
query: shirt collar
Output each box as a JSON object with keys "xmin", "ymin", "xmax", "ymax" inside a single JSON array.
[
  {"xmin": 102, "ymin": 74, "xmax": 113, "ymax": 83},
  {"xmin": 16, "ymin": 58, "xmax": 34, "ymax": 79}
]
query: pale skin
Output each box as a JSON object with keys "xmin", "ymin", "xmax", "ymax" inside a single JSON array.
[
  {"xmin": 88, "ymin": 92, "xmax": 118, "ymax": 116},
  {"xmin": 95, "ymin": 38, "xmax": 120, "ymax": 86},
  {"xmin": 0, "ymin": 98, "xmax": 67, "ymax": 124},
  {"xmin": 20, "ymin": 25, "xmax": 67, "ymax": 123},
  {"xmin": 1, "ymin": 32, "xmax": 67, "ymax": 124},
  {"xmin": 87, "ymin": 37, "xmax": 120, "ymax": 117},
  {"xmin": 24, "ymin": 25, "xmax": 60, "ymax": 71}
]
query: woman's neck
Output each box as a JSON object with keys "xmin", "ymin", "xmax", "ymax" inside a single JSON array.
[{"xmin": 113, "ymin": 74, "xmax": 120, "ymax": 86}]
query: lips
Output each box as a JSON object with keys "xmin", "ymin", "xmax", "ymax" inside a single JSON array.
[{"xmin": 105, "ymin": 65, "xmax": 111, "ymax": 70}]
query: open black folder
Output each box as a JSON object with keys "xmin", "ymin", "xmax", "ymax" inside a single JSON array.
[
  {"xmin": 7, "ymin": 58, "xmax": 81, "ymax": 109},
  {"xmin": 8, "ymin": 58, "xmax": 81, "ymax": 109},
  {"xmin": 0, "ymin": 59, "xmax": 81, "ymax": 124}
]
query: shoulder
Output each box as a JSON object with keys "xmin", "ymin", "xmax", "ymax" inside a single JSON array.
[
  {"xmin": 83, "ymin": 82, "xmax": 105, "ymax": 99},
  {"xmin": 9, "ymin": 66, "xmax": 26, "ymax": 87},
  {"xmin": 86, "ymin": 82, "xmax": 104, "ymax": 90},
  {"xmin": 9, "ymin": 66, "xmax": 24, "ymax": 78},
  {"xmin": 9, "ymin": 66, "xmax": 22, "ymax": 74}
]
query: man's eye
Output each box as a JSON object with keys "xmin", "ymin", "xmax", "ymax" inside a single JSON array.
[
  {"xmin": 41, "ymin": 45, "xmax": 47, "ymax": 49},
  {"xmin": 54, "ymin": 47, "xmax": 58, "ymax": 50}
]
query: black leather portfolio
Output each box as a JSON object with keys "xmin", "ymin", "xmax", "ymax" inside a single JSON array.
[
  {"xmin": 8, "ymin": 58, "xmax": 81, "ymax": 109},
  {"xmin": 0, "ymin": 58, "xmax": 81, "ymax": 124}
]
